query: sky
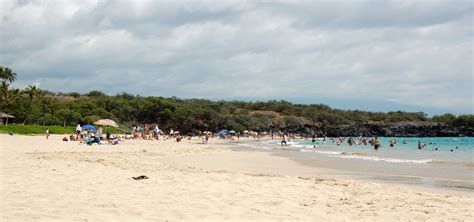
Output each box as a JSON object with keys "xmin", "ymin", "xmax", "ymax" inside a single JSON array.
[{"xmin": 1, "ymin": 0, "xmax": 473, "ymax": 115}]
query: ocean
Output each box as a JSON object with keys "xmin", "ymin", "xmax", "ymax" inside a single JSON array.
[{"xmin": 232, "ymin": 137, "xmax": 474, "ymax": 192}]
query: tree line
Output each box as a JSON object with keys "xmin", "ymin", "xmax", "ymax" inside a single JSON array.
[{"xmin": 1, "ymin": 66, "xmax": 473, "ymax": 134}]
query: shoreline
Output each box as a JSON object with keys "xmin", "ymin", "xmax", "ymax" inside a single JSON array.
[
  {"xmin": 224, "ymin": 141, "xmax": 474, "ymax": 195},
  {"xmin": 1, "ymin": 134, "xmax": 473, "ymax": 220},
  {"xmin": 227, "ymin": 138, "xmax": 474, "ymax": 189}
]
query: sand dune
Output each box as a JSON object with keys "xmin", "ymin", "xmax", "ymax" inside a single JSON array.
[{"xmin": 1, "ymin": 134, "xmax": 472, "ymax": 221}]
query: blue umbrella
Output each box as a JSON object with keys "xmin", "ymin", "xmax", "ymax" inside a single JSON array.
[
  {"xmin": 228, "ymin": 130, "xmax": 236, "ymax": 134},
  {"xmin": 82, "ymin": 124, "xmax": 97, "ymax": 133},
  {"xmin": 217, "ymin": 129, "xmax": 228, "ymax": 136}
]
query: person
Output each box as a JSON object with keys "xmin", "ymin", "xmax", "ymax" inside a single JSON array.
[
  {"xmin": 348, "ymin": 138, "xmax": 354, "ymax": 146},
  {"xmin": 402, "ymin": 140, "xmax": 407, "ymax": 144},
  {"xmin": 45, "ymin": 128, "xmax": 50, "ymax": 140},
  {"xmin": 389, "ymin": 139, "xmax": 396, "ymax": 147},
  {"xmin": 312, "ymin": 134, "xmax": 317, "ymax": 148},
  {"xmin": 373, "ymin": 137, "xmax": 380, "ymax": 150},
  {"xmin": 153, "ymin": 125, "xmax": 161, "ymax": 140},
  {"xmin": 76, "ymin": 124, "xmax": 82, "ymax": 139},
  {"xmin": 205, "ymin": 132, "xmax": 210, "ymax": 143},
  {"xmin": 281, "ymin": 134, "xmax": 287, "ymax": 146},
  {"xmin": 237, "ymin": 131, "xmax": 240, "ymax": 141},
  {"xmin": 97, "ymin": 127, "xmax": 103, "ymax": 137},
  {"xmin": 418, "ymin": 141, "xmax": 423, "ymax": 150}
]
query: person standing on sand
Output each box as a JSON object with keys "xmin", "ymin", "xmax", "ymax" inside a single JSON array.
[
  {"xmin": 45, "ymin": 128, "xmax": 50, "ymax": 140},
  {"xmin": 76, "ymin": 124, "xmax": 81, "ymax": 139}
]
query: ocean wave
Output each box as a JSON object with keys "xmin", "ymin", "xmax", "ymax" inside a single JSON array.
[
  {"xmin": 237, "ymin": 143, "xmax": 275, "ymax": 150},
  {"xmin": 299, "ymin": 149, "xmax": 342, "ymax": 155},
  {"xmin": 299, "ymin": 149, "xmax": 433, "ymax": 164},
  {"xmin": 338, "ymin": 155, "xmax": 432, "ymax": 164},
  {"xmin": 237, "ymin": 143, "xmax": 252, "ymax": 147}
]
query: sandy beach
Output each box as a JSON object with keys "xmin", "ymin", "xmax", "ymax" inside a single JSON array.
[{"xmin": 1, "ymin": 134, "xmax": 473, "ymax": 221}]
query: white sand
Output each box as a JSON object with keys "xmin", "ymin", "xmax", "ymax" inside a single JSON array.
[{"xmin": 1, "ymin": 134, "xmax": 472, "ymax": 221}]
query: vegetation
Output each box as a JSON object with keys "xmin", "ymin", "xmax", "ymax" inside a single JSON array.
[
  {"xmin": 1, "ymin": 66, "xmax": 473, "ymax": 134},
  {"xmin": 0, "ymin": 124, "xmax": 121, "ymax": 135},
  {"xmin": 0, "ymin": 125, "xmax": 76, "ymax": 135}
]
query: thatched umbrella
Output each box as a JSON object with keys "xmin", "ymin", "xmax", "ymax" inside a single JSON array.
[{"xmin": 0, "ymin": 112, "xmax": 15, "ymax": 125}]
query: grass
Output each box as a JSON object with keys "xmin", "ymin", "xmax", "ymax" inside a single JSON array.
[{"xmin": 0, "ymin": 124, "xmax": 122, "ymax": 135}]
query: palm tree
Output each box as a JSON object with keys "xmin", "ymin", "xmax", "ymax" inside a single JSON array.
[
  {"xmin": 0, "ymin": 66, "xmax": 17, "ymax": 103},
  {"xmin": 22, "ymin": 85, "xmax": 41, "ymax": 124},
  {"xmin": 4, "ymin": 89, "xmax": 19, "ymax": 107},
  {"xmin": 0, "ymin": 66, "xmax": 17, "ymax": 87}
]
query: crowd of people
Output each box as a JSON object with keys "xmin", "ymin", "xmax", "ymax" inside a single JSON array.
[
  {"xmin": 45, "ymin": 124, "xmax": 458, "ymax": 151},
  {"xmin": 57, "ymin": 124, "xmax": 121, "ymax": 146}
]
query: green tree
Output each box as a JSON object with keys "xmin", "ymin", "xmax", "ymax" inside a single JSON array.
[
  {"xmin": 22, "ymin": 85, "xmax": 41, "ymax": 124},
  {"xmin": 0, "ymin": 66, "xmax": 18, "ymax": 106},
  {"xmin": 0, "ymin": 66, "xmax": 17, "ymax": 88},
  {"xmin": 432, "ymin": 113, "xmax": 456, "ymax": 123}
]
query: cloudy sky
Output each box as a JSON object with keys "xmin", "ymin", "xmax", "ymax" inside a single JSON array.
[{"xmin": 1, "ymin": 0, "xmax": 472, "ymax": 115}]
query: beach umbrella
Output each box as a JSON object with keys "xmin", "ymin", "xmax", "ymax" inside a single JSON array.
[
  {"xmin": 94, "ymin": 119, "xmax": 118, "ymax": 134},
  {"xmin": 81, "ymin": 124, "xmax": 97, "ymax": 133},
  {"xmin": 94, "ymin": 119, "xmax": 118, "ymax": 127},
  {"xmin": 217, "ymin": 129, "xmax": 228, "ymax": 137},
  {"xmin": 228, "ymin": 130, "xmax": 236, "ymax": 134},
  {"xmin": 0, "ymin": 112, "xmax": 15, "ymax": 125}
]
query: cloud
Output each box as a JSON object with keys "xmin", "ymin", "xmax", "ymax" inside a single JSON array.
[{"xmin": 1, "ymin": 0, "xmax": 472, "ymax": 114}]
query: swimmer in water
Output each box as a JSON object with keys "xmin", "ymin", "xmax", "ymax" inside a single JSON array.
[
  {"xmin": 417, "ymin": 141, "xmax": 426, "ymax": 150},
  {"xmin": 373, "ymin": 137, "xmax": 380, "ymax": 150},
  {"xmin": 312, "ymin": 134, "xmax": 317, "ymax": 148}
]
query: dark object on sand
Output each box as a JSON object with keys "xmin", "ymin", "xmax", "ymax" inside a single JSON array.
[
  {"xmin": 132, "ymin": 175, "xmax": 149, "ymax": 180},
  {"xmin": 8, "ymin": 130, "xmax": 13, "ymax": 136}
]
